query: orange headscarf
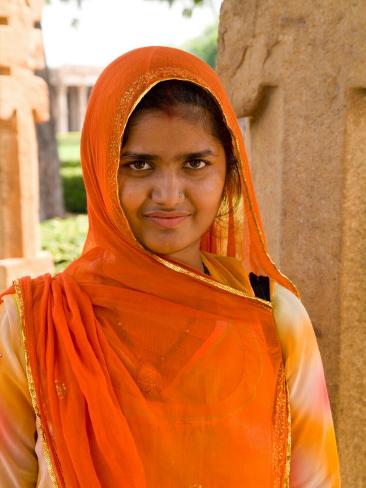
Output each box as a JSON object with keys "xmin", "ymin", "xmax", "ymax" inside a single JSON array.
[{"xmin": 3, "ymin": 47, "xmax": 296, "ymax": 487}]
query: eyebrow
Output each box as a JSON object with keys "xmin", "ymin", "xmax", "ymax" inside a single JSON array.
[{"xmin": 120, "ymin": 149, "xmax": 217, "ymax": 160}]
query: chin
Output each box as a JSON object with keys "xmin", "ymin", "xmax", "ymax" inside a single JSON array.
[
  {"xmin": 146, "ymin": 242, "xmax": 186, "ymax": 257},
  {"xmin": 141, "ymin": 234, "xmax": 194, "ymax": 257}
]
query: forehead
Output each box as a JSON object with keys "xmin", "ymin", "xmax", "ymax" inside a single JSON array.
[{"xmin": 123, "ymin": 108, "xmax": 220, "ymax": 150}]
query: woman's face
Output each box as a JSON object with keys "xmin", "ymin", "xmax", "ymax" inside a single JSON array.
[{"xmin": 118, "ymin": 107, "xmax": 226, "ymax": 270}]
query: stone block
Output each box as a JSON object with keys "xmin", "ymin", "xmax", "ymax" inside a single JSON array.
[
  {"xmin": 0, "ymin": 1, "xmax": 45, "ymax": 71},
  {"xmin": 0, "ymin": 0, "xmax": 53, "ymax": 288},
  {"xmin": 0, "ymin": 252, "xmax": 54, "ymax": 290},
  {"xmin": 217, "ymin": 1, "xmax": 366, "ymax": 484}
]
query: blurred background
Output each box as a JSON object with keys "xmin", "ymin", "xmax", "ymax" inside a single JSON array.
[
  {"xmin": 1, "ymin": 1, "xmax": 365, "ymax": 484},
  {"xmin": 40, "ymin": 0, "xmax": 221, "ymax": 272}
]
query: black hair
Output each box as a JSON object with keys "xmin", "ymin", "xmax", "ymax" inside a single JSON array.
[{"xmin": 122, "ymin": 80, "xmax": 241, "ymax": 214}]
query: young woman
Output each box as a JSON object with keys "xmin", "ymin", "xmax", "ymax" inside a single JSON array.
[{"xmin": 0, "ymin": 47, "xmax": 340, "ymax": 487}]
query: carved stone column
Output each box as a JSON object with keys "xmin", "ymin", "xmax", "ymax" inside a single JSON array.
[
  {"xmin": 0, "ymin": 0, "xmax": 54, "ymax": 287},
  {"xmin": 56, "ymin": 83, "xmax": 68, "ymax": 133},
  {"xmin": 78, "ymin": 84, "xmax": 88, "ymax": 131},
  {"xmin": 217, "ymin": 1, "xmax": 366, "ymax": 484}
]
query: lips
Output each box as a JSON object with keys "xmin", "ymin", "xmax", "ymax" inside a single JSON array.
[{"xmin": 143, "ymin": 211, "xmax": 191, "ymax": 229}]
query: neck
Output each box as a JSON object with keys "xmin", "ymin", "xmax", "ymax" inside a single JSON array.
[{"xmin": 162, "ymin": 242, "xmax": 204, "ymax": 273}]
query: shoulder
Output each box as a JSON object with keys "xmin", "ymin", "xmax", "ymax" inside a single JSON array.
[
  {"xmin": 271, "ymin": 283, "xmax": 310, "ymax": 328},
  {"xmin": 271, "ymin": 283, "xmax": 315, "ymax": 361}
]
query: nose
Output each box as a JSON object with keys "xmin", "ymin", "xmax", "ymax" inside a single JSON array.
[{"xmin": 150, "ymin": 170, "xmax": 184, "ymax": 207}]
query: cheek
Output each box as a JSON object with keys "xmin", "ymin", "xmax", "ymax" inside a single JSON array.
[
  {"xmin": 192, "ymin": 173, "xmax": 225, "ymax": 216},
  {"xmin": 118, "ymin": 178, "xmax": 146, "ymax": 219}
]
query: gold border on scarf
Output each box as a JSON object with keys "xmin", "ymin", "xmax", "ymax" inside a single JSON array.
[
  {"xmin": 14, "ymin": 280, "xmax": 60, "ymax": 488},
  {"xmin": 272, "ymin": 364, "xmax": 292, "ymax": 488},
  {"xmin": 284, "ymin": 382, "xmax": 292, "ymax": 488},
  {"xmin": 110, "ymin": 66, "xmax": 298, "ymax": 301},
  {"xmin": 152, "ymin": 253, "xmax": 272, "ymax": 310},
  {"xmin": 108, "ymin": 67, "xmax": 292, "ymax": 310}
]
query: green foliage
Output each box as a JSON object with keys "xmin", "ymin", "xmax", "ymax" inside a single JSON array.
[
  {"xmin": 182, "ymin": 23, "xmax": 218, "ymax": 68},
  {"xmin": 41, "ymin": 133, "xmax": 87, "ymax": 272},
  {"xmin": 57, "ymin": 131, "xmax": 87, "ymax": 213},
  {"xmin": 145, "ymin": 0, "xmax": 206, "ymax": 17},
  {"xmin": 61, "ymin": 165, "xmax": 87, "ymax": 213},
  {"xmin": 57, "ymin": 132, "xmax": 81, "ymax": 163},
  {"xmin": 41, "ymin": 214, "xmax": 88, "ymax": 272},
  {"xmin": 46, "ymin": 0, "xmax": 85, "ymax": 6}
]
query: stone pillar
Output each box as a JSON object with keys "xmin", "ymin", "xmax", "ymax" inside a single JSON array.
[
  {"xmin": 56, "ymin": 83, "xmax": 68, "ymax": 133},
  {"xmin": 0, "ymin": 0, "xmax": 54, "ymax": 288},
  {"xmin": 217, "ymin": 1, "xmax": 365, "ymax": 485},
  {"xmin": 68, "ymin": 86, "xmax": 78, "ymax": 132},
  {"xmin": 78, "ymin": 84, "xmax": 88, "ymax": 131}
]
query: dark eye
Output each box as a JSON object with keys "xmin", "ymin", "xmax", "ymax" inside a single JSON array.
[
  {"xmin": 184, "ymin": 159, "xmax": 207, "ymax": 170},
  {"xmin": 128, "ymin": 160, "xmax": 152, "ymax": 171}
]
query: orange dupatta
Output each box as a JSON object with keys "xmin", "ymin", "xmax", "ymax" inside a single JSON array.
[{"xmin": 3, "ymin": 47, "xmax": 297, "ymax": 487}]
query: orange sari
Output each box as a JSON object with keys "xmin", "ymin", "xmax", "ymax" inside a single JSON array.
[{"xmin": 3, "ymin": 47, "xmax": 298, "ymax": 487}]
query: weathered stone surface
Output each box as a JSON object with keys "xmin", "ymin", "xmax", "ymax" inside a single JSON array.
[
  {"xmin": 0, "ymin": 0, "xmax": 54, "ymax": 288},
  {"xmin": 0, "ymin": 252, "xmax": 54, "ymax": 286},
  {"xmin": 217, "ymin": 1, "xmax": 366, "ymax": 485},
  {"xmin": 338, "ymin": 89, "xmax": 366, "ymax": 486}
]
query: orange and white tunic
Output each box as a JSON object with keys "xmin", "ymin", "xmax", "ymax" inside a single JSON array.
[{"xmin": 0, "ymin": 283, "xmax": 340, "ymax": 487}]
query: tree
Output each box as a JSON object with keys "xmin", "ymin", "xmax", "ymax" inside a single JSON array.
[
  {"xmin": 34, "ymin": 20, "xmax": 65, "ymax": 219},
  {"xmin": 144, "ymin": 0, "xmax": 218, "ymax": 66},
  {"xmin": 38, "ymin": 0, "xmax": 215, "ymax": 218},
  {"xmin": 45, "ymin": 0, "xmax": 217, "ymax": 72},
  {"xmin": 38, "ymin": 0, "xmax": 87, "ymax": 219},
  {"xmin": 182, "ymin": 23, "xmax": 217, "ymax": 68},
  {"xmin": 36, "ymin": 81, "xmax": 65, "ymax": 220},
  {"xmin": 144, "ymin": 0, "xmax": 215, "ymax": 18}
]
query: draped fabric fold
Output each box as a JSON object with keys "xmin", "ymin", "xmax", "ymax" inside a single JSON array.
[{"xmin": 1, "ymin": 47, "xmax": 294, "ymax": 487}]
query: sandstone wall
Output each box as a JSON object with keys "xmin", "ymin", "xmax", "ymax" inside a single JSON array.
[{"xmin": 217, "ymin": 1, "xmax": 366, "ymax": 485}]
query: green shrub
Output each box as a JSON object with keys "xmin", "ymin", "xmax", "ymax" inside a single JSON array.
[
  {"xmin": 57, "ymin": 131, "xmax": 87, "ymax": 213},
  {"xmin": 41, "ymin": 214, "xmax": 88, "ymax": 273},
  {"xmin": 61, "ymin": 164, "xmax": 87, "ymax": 214},
  {"xmin": 57, "ymin": 132, "xmax": 81, "ymax": 163},
  {"xmin": 182, "ymin": 23, "xmax": 218, "ymax": 68}
]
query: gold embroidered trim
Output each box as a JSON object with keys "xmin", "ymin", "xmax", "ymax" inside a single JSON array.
[
  {"xmin": 284, "ymin": 382, "xmax": 292, "ymax": 488},
  {"xmin": 14, "ymin": 280, "xmax": 60, "ymax": 488},
  {"xmin": 272, "ymin": 364, "xmax": 291, "ymax": 488},
  {"xmin": 108, "ymin": 67, "xmax": 278, "ymax": 308},
  {"xmin": 108, "ymin": 68, "xmax": 297, "ymax": 302},
  {"xmin": 152, "ymin": 254, "xmax": 272, "ymax": 311}
]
